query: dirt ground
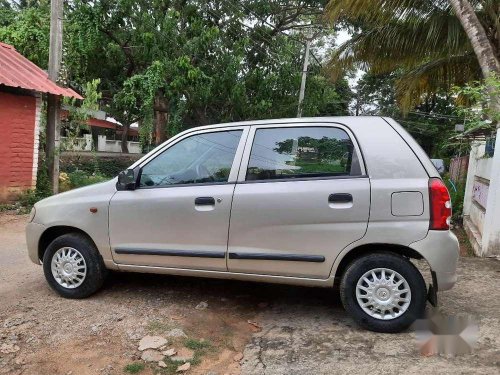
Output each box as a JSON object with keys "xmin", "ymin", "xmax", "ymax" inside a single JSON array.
[{"xmin": 0, "ymin": 212, "xmax": 499, "ymax": 375}]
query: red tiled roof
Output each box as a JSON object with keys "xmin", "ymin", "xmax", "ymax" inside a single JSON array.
[
  {"xmin": 60, "ymin": 109, "xmax": 139, "ymax": 135},
  {"xmin": 88, "ymin": 117, "xmax": 119, "ymax": 130},
  {"xmin": 0, "ymin": 42, "xmax": 83, "ymax": 99}
]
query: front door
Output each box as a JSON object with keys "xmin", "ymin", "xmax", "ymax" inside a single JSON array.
[
  {"xmin": 109, "ymin": 127, "xmax": 246, "ymax": 271},
  {"xmin": 228, "ymin": 124, "xmax": 370, "ymax": 279}
]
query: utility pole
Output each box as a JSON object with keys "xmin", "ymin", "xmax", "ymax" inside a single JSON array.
[
  {"xmin": 297, "ymin": 38, "xmax": 311, "ymax": 118},
  {"xmin": 46, "ymin": 0, "xmax": 64, "ymax": 194}
]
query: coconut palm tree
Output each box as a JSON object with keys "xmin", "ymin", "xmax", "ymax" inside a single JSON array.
[
  {"xmin": 449, "ymin": 0, "xmax": 499, "ymax": 117},
  {"xmin": 325, "ymin": 0, "xmax": 499, "ymax": 115}
]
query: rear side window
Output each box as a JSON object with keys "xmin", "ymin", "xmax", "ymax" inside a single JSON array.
[{"xmin": 246, "ymin": 126, "xmax": 361, "ymax": 181}]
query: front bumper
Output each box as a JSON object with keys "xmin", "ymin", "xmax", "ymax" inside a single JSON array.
[
  {"xmin": 409, "ymin": 230, "xmax": 460, "ymax": 291},
  {"xmin": 25, "ymin": 222, "xmax": 46, "ymax": 265}
]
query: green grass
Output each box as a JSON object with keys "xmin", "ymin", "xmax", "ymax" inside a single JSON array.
[
  {"xmin": 152, "ymin": 338, "xmax": 216, "ymax": 374},
  {"xmin": 184, "ymin": 338, "xmax": 211, "ymax": 351},
  {"xmin": 147, "ymin": 320, "xmax": 172, "ymax": 333},
  {"xmin": 184, "ymin": 338, "xmax": 214, "ymax": 366},
  {"xmin": 453, "ymin": 226, "xmax": 475, "ymax": 257},
  {"xmin": 124, "ymin": 362, "xmax": 145, "ymax": 374},
  {"xmin": 0, "ymin": 203, "xmax": 15, "ymax": 212},
  {"xmin": 156, "ymin": 357, "xmax": 187, "ymax": 375}
]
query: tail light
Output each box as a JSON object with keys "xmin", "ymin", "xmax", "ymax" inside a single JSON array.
[{"xmin": 429, "ymin": 178, "xmax": 452, "ymax": 230}]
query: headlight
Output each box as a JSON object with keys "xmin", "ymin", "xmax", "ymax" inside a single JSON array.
[{"xmin": 29, "ymin": 207, "xmax": 36, "ymax": 222}]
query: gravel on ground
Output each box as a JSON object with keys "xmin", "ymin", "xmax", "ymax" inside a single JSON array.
[{"xmin": 1, "ymin": 212, "xmax": 499, "ymax": 375}]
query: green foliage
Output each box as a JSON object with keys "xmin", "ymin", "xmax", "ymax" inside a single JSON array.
[
  {"xmin": 61, "ymin": 155, "xmax": 138, "ymax": 178},
  {"xmin": 156, "ymin": 358, "xmax": 184, "ymax": 374},
  {"xmin": 0, "ymin": 1, "xmax": 50, "ymax": 67},
  {"xmin": 182, "ymin": 338, "xmax": 213, "ymax": 367},
  {"xmin": 61, "ymin": 79, "xmax": 102, "ymax": 151},
  {"xmin": 59, "ymin": 170, "xmax": 108, "ymax": 192},
  {"xmin": 355, "ymin": 71, "xmax": 461, "ymax": 157},
  {"xmin": 48, "ymin": 1, "xmax": 349, "ymax": 147},
  {"xmin": 35, "ymin": 158, "xmax": 52, "ymax": 198},
  {"xmin": 1, "ymin": 1, "xmax": 352, "ymax": 152},
  {"xmin": 13, "ymin": 157, "xmax": 52, "ymax": 211},
  {"xmin": 1, "ymin": 1, "xmax": 356, "ymax": 202},
  {"xmin": 16, "ymin": 189, "xmax": 48, "ymax": 212},
  {"xmin": 184, "ymin": 338, "xmax": 211, "ymax": 351},
  {"xmin": 325, "ymin": 0, "xmax": 498, "ymax": 111},
  {"xmin": 123, "ymin": 362, "xmax": 145, "ymax": 374},
  {"xmin": 445, "ymin": 178, "xmax": 465, "ymax": 224},
  {"xmin": 452, "ymin": 75, "xmax": 500, "ymax": 138}
]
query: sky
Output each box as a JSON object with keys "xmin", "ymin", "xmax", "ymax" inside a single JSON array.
[{"xmin": 333, "ymin": 29, "xmax": 364, "ymax": 90}]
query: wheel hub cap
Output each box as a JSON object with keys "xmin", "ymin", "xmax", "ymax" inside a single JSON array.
[
  {"xmin": 51, "ymin": 247, "xmax": 87, "ymax": 289},
  {"xmin": 355, "ymin": 268, "xmax": 412, "ymax": 320},
  {"xmin": 376, "ymin": 287, "xmax": 390, "ymax": 300}
]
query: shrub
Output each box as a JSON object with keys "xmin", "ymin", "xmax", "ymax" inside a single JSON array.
[
  {"xmin": 63, "ymin": 170, "xmax": 109, "ymax": 191},
  {"xmin": 445, "ymin": 178, "xmax": 465, "ymax": 224},
  {"xmin": 16, "ymin": 189, "xmax": 50, "ymax": 212},
  {"xmin": 60, "ymin": 154, "xmax": 140, "ymax": 178}
]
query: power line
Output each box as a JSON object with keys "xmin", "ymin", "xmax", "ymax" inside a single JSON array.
[
  {"xmin": 408, "ymin": 111, "xmax": 461, "ymax": 120},
  {"xmin": 395, "ymin": 118, "xmax": 454, "ymax": 128}
]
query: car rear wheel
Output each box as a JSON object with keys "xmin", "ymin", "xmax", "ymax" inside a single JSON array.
[
  {"xmin": 42, "ymin": 233, "xmax": 107, "ymax": 299},
  {"xmin": 340, "ymin": 253, "xmax": 426, "ymax": 333}
]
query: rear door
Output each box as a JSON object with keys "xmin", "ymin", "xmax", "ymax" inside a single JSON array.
[{"xmin": 227, "ymin": 123, "xmax": 370, "ymax": 279}]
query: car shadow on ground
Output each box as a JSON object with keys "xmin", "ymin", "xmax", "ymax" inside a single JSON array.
[{"xmin": 103, "ymin": 270, "xmax": 344, "ymax": 311}]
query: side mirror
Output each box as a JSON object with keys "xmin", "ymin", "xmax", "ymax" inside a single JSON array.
[{"xmin": 116, "ymin": 167, "xmax": 141, "ymax": 191}]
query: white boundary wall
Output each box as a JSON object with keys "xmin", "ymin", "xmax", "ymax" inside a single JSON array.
[
  {"xmin": 463, "ymin": 128, "xmax": 500, "ymax": 257},
  {"xmin": 61, "ymin": 135, "xmax": 141, "ymax": 154},
  {"xmin": 97, "ymin": 135, "xmax": 141, "ymax": 154}
]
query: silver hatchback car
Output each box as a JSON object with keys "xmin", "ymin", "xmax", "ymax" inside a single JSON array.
[{"xmin": 26, "ymin": 117, "xmax": 459, "ymax": 332}]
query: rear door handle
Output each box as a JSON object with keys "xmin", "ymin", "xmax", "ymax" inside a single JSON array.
[
  {"xmin": 195, "ymin": 197, "xmax": 215, "ymax": 205},
  {"xmin": 328, "ymin": 193, "xmax": 353, "ymax": 203}
]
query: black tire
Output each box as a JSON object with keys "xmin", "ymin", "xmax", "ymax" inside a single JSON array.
[
  {"xmin": 42, "ymin": 233, "xmax": 108, "ymax": 299},
  {"xmin": 340, "ymin": 253, "xmax": 426, "ymax": 333}
]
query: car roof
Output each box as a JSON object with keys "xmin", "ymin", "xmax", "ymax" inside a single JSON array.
[
  {"xmin": 131, "ymin": 115, "xmax": 439, "ymax": 179},
  {"xmin": 130, "ymin": 116, "xmax": 387, "ymax": 170},
  {"xmin": 190, "ymin": 116, "xmax": 384, "ymax": 130}
]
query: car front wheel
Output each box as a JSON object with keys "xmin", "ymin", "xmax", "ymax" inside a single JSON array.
[
  {"xmin": 42, "ymin": 233, "xmax": 107, "ymax": 299},
  {"xmin": 340, "ymin": 253, "xmax": 426, "ymax": 333}
]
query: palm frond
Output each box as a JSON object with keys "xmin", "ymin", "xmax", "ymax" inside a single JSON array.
[
  {"xmin": 396, "ymin": 53, "xmax": 480, "ymax": 112},
  {"xmin": 324, "ymin": 0, "xmax": 492, "ymax": 108},
  {"xmin": 326, "ymin": 15, "xmax": 470, "ymax": 79},
  {"xmin": 325, "ymin": 0, "xmax": 448, "ymax": 25}
]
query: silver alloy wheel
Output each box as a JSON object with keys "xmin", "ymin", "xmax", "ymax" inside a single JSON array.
[
  {"xmin": 355, "ymin": 268, "xmax": 411, "ymax": 320},
  {"xmin": 51, "ymin": 247, "xmax": 87, "ymax": 289}
]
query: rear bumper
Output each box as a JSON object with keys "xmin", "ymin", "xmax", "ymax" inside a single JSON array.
[
  {"xmin": 409, "ymin": 230, "xmax": 459, "ymax": 291},
  {"xmin": 25, "ymin": 222, "xmax": 46, "ymax": 265}
]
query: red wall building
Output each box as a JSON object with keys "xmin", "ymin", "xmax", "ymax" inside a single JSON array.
[
  {"xmin": 0, "ymin": 42, "xmax": 81, "ymax": 202},
  {"xmin": 0, "ymin": 91, "xmax": 42, "ymax": 201}
]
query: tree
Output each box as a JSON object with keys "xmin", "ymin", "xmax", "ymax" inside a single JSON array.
[
  {"xmin": 324, "ymin": 0, "xmax": 498, "ymax": 115},
  {"xmin": 449, "ymin": 0, "xmax": 500, "ymax": 121},
  {"xmin": 0, "ymin": 1, "xmax": 50, "ymax": 67},
  {"xmin": 2, "ymin": 0, "xmax": 352, "ymax": 154},
  {"xmin": 64, "ymin": 0, "xmax": 350, "ymax": 151},
  {"xmin": 355, "ymin": 72, "xmax": 460, "ymax": 157}
]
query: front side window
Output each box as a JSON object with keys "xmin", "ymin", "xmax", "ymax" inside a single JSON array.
[
  {"xmin": 140, "ymin": 130, "xmax": 242, "ymax": 187},
  {"xmin": 246, "ymin": 126, "xmax": 360, "ymax": 181}
]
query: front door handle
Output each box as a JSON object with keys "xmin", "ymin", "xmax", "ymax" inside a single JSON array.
[
  {"xmin": 328, "ymin": 193, "xmax": 353, "ymax": 203},
  {"xmin": 195, "ymin": 197, "xmax": 215, "ymax": 205}
]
